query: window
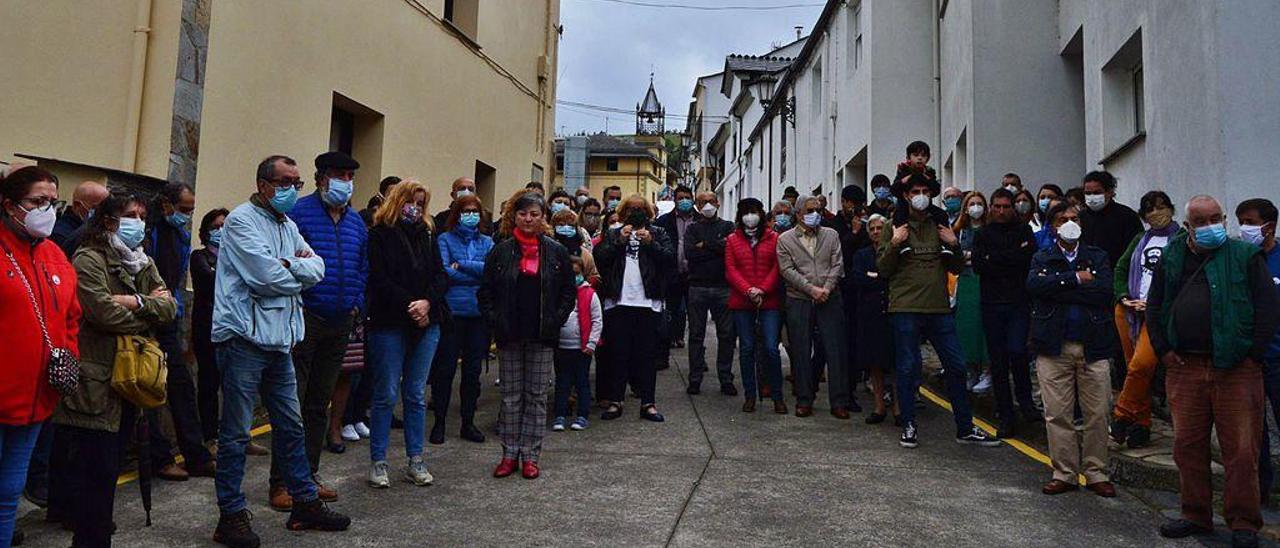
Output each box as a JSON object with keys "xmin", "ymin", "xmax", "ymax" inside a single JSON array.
[
  {"xmin": 1100, "ymin": 29, "xmax": 1145, "ymax": 160},
  {"xmin": 531, "ymin": 163, "xmax": 544, "ymax": 183},
  {"xmin": 443, "ymin": 0, "xmax": 479, "ymax": 42},
  {"xmin": 847, "ymin": 4, "xmax": 862, "ymax": 75},
  {"xmin": 1132, "ymin": 64, "xmax": 1144, "ymax": 134},
  {"xmin": 474, "ymin": 160, "xmax": 496, "ymax": 205},
  {"xmin": 606, "ymin": 157, "xmax": 619, "ymax": 171},
  {"xmin": 780, "ymin": 117, "xmax": 788, "ymax": 182},
  {"xmin": 810, "ymin": 61, "xmax": 823, "ymax": 120},
  {"xmin": 329, "ymin": 93, "xmax": 385, "ymax": 189},
  {"xmin": 556, "ymin": 156, "xmax": 564, "ymax": 171}
]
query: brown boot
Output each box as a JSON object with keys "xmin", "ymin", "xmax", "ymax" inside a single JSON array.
[
  {"xmin": 157, "ymin": 463, "xmax": 189, "ymax": 482},
  {"xmin": 245, "ymin": 441, "xmax": 270, "ymax": 456},
  {"xmin": 314, "ymin": 476, "xmax": 338, "ymax": 502},
  {"xmin": 742, "ymin": 399, "xmax": 756, "ymax": 413},
  {"xmin": 773, "ymin": 401, "xmax": 788, "ymax": 415},
  {"xmin": 269, "ymin": 485, "xmax": 293, "ymax": 512}
]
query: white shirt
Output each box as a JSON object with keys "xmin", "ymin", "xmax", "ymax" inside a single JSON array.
[
  {"xmin": 606, "ymin": 233, "xmax": 664, "ymax": 312},
  {"xmin": 1136, "ymin": 234, "xmax": 1169, "ymax": 300}
]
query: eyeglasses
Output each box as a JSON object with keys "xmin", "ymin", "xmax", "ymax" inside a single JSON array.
[
  {"xmin": 269, "ymin": 178, "xmax": 304, "ymax": 190},
  {"xmin": 18, "ymin": 197, "xmax": 59, "ymax": 212}
]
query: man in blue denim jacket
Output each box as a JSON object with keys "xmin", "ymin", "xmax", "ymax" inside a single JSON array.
[{"xmin": 210, "ymin": 155, "xmax": 350, "ymax": 547}]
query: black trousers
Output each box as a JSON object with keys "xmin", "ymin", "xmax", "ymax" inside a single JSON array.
[
  {"xmin": 430, "ymin": 316, "xmax": 489, "ymax": 426},
  {"xmin": 270, "ymin": 313, "xmax": 352, "ymax": 487},
  {"xmin": 602, "ymin": 306, "xmax": 660, "ymax": 406},
  {"xmin": 59, "ymin": 405, "xmax": 137, "ymax": 548},
  {"xmin": 194, "ymin": 332, "xmax": 220, "ymax": 443},
  {"xmin": 153, "ymin": 328, "xmax": 212, "ymax": 467}
]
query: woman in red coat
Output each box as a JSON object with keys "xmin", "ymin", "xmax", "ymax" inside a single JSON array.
[
  {"xmin": 724, "ymin": 198, "xmax": 785, "ymax": 414},
  {"xmin": 0, "ymin": 166, "xmax": 81, "ymax": 542}
]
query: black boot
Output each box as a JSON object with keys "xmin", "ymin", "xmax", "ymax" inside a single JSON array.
[
  {"xmin": 429, "ymin": 418, "xmax": 446, "ymax": 445},
  {"xmin": 214, "ymin": 509, "xmax": 260, "ymax": 548},
  {"xmin": 287, "ymin": 499, "xmax": 351, "ymax": 532},
  {"xmin": 460, "ymin": 422, "xmax": 486, "ymax": 443},
  {"xmin": 997, "ymin": 417, "xmax": 1018, "ymax": 439}
]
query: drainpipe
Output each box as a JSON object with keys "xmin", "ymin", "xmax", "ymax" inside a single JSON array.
[
  {"xmin": 932, "ymin": 0, "xmax": 942, "ymax": 181},
  {"xmin": 121, "ymin": 0, "xmax": 153, "ymax": 172}
]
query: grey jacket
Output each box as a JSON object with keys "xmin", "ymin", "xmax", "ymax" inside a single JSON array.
[{"xmin": 777, "ymin": 225, "xmax": 844, "ymax": 301}]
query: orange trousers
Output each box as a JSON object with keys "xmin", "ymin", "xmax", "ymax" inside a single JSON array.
[{"xmin": 1113, "ymin": 305, "xmax": 1160, "ymax": 427}]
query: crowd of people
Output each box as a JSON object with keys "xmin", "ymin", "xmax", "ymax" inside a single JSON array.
[{"xmin": 0, "ymin": 138, "xmax": 1276, "ymax": 548}]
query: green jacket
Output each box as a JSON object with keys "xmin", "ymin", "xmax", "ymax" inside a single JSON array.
[
  {"xmin": 1155, "ymin": 233, "xmax": 1256, "ymax": 370},
  {"xmin": 1112, "ymin": 233, "xmax": 1142, "ymax": 302},
  {"xmin": 876, "ymin": 216, "xmax": 965, "ymax": 314},
  {"xmin": 53, "ymin": 238, "xmax": 176, "ymax": 433}
]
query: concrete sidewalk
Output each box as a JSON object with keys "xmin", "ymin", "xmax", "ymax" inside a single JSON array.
[{"xmin": 18, "ymin": 335, "xmax": 1198, "ymax": 547}]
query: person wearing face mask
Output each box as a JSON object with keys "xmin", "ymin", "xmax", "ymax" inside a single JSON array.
[
  {"xmin": 868, "ymin": 174, "xmax": 896, "ymax": 219},
  {"xmin": 209, "ymin": 155, "xmax": 349, "ymax": 545},
  {"xmin": 1001, "ymin": 173, "xmax": 1024, "ymax": 195},
  {"xmin": 1108, "ymin": 191, "xmax": 1178, "ymax": 450},
  {"xmin": 578, "ymin": 198, "xmax": 604, "ymax": 238},
  {"xmin": 574, "ymin": 186, "xmax": 592, "ymax": 210},
  {"xmin": 602, "ymin": 185, "xmax": 624, "ymax": 217},
  {"xmin": 952, "ymin": 191, "xmax": 992, "ymax": 394},
  {"xmin": 879, "ymin": 176, "xmax": 998, "ymax": 449},
  {"xmin": 548, "ymin": 189, "xmax": 574, "ymax": 215},
  {"xmin": 1235, "ymin": 199, "xmax": 1280, "ymax": 509},
  {"xmin": 725, "ymin": 198, "xmax": 786, "ymax": 414},
  {"xmin": 1014, "ymin": 189, "xmax": 1038, "ymax": 229},
  {"xmin": 1077, "ymin": 171, "xmax": 1143, "ymax": 268},
  {"xmin": 771, "ymin": 200, "xmax": 795, "ymax": 233},
  {"xmin": 361, "ymin": 176, "xmax": 401, "ymax": 226},
  {"xmin": 0, "ymin": 167, "xmax": 81, "ymax": 546},
  {"xmin": 432, "ymin": 177, "xmax": 493, "ymax": 236},
  {"xmin": 942, "ymin": 187, "xmax": 964, "ymax": 226},
  {"xmin": 593, "ymin": 195, "xmax": 675, "ymax": 423},
  {"xmin": 972, "ymin": 189, "xmax": 1039, "ymax": 438},
  {"xmin": 549, "ymin": 208, "xmax": 592, "ymax": 256},
  {"xmin": 364, "ymin": 180, "xmax": 448, "ymax": 489},
  {"xmin": 654, "ymin": 185, "xmax": 696, "ymax": 363},
  {"xmin": 1027, "ymin": 202, "xmax": 1118, "ymax": 499},
  {"xmin": 51, "ymin": 180, "xmax": 108, "ymax": 256},
  {"xmin": 683, "ymin": 192, "xmax": 737, "ymax": 396},
  {"xmin": 270, "ymin": 151, "xmax": 368, "ymax": 510},
  {"xmin": 1035, "ymin": 184, "xmax": 1064, "ymax": 231},
  {"xmin": 1146, "ymin": 196, "xmax": 1279, "ymax": 545},
  {"xmin": 143, "ymin": 181, "xmax": 217, "ymax": 482},
  {"xmin": 53, "ymin": 190, "xmax": 172, "ymax": 547},
  {"xmin": 430, "ymin": 194, "xmax": 495, "ymax": 447},
  {"xmin": 852, "ymin": 214, "xmax": 899, "ymax": 425},
  {"xmin": 778, "ymin": 197, "xmax": 856, "ymax": 419},
  {"xmin": 479, "ymin": 191, "xmax": 576, "ymax": 479}
]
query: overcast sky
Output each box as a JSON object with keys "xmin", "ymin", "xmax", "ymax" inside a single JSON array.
[{"xmin": 554, "ymin": 0, "xmax": 824, "ymax": 136}]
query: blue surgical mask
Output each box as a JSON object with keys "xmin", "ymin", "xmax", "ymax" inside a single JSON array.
[
  {"xmin": 803, "ymin": 212, "xmax": 822, "ymax": 228},
  {"xmin": 677, "ymin": 198, "xmax": 694, "ymax": 213},
  {"xmin": 207, "ymin": 228, "xmax": 223, "ymax": 248},
  {"xmin": 607, "ymin": 199, "xmax": 620, "ymax": 211},
  {"xmin": 1039, "ymin": 197, "xmax": 1051, "ymax": 213},
  {"xmin": 1194, "ymin": 223, "xmax": 1228, "ymax": 250},
  {"xmin": 117, "ymin": 217, "xmax": 146, "ymax": 249},
  {"xmin": 873, "ymin": 187, "xmax": 891, "ymax": 201},
  {"xmin": 166, "ymin": 211, "xmax": 191, "ymax": 229},
  {"xmin": 575, "ymin": 274, "xmax": 586, "ymax": 286},
  {"xmin": 270, "ymin": 185, "xmax": 299, "ymax": 214},
  {"xmin": 944, "ymin": 197, "xmax": 962, "ymax": 214},
  {"xmin": 459, "ymin": 211, "xmax": 481, "ymax": 228},
  {"xmin": 551, "ymin": 202, "xmax": 569, "ymax": 214},
  {"xmin": 455, "ymin": 189, "xmax": 474, "ymax": 199},
  {"xmin": 324, "ymin": 178, "xmax": 353, "ymax": 207},
  {"xmin": 774, "ymin": 214, "xmax": 792, "ymax": 229},
  {"xmin": 555, "ymin": 225, "xmax": 577, "ymax": 237}
]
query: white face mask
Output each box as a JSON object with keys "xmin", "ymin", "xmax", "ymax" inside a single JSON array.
[
  {"xmin": 1239, "ymin": 224, "xmax": 1267, "ymax": 246},
  {"xmin": 742, "ymin": 213, "xmax": 760, "ymax": 228},
  {"xmin": 1084, "ymin": 194, "xmax": 1107, "ymax": 212},
  {"xmin": 967, "ymin": 204, "xmax": 985, "ymax": 220},
  {"xmin": 1057, "ymin": 220, "xmax": 1082, "ymax": 242},
  {"xmin": 802, "ymin": 212, "xmax": 822, "ymax": 228},
  {"xmin": 910, "ymin": 194, "xmax": 931, "ymax": 211},
  {"xmin": 16, "ymin": 203, "xmax": 57, "ymax": 239},
  {"xmin": 700, "ymin": 203, "xmax": 718, "ymax": 218},
  {"xmin": 1004, "ymin": 185, "xmax": 1019, "ymax": 194}
]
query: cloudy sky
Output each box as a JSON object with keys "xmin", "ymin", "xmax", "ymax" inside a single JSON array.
[{"xmin": 554, "ymin": 0, "xmax": 825, "ymax": 136}]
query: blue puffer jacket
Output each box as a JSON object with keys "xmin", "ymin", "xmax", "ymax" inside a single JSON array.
[
  {"xmin": 438, "ymin": 225, "xmax": 493, "ymax": 318},
  {"xmin": 288, "ymin": 193, "xmax": 367, "ymax": 322}
]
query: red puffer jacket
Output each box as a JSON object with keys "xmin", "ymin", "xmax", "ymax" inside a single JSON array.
[
  {"xmin": 0, "ymin": 225, "xmax": 81, "ymax": 425},
  {"xmin": 725, "ymin": 229, "xmax": 782, "ymax": 311}
]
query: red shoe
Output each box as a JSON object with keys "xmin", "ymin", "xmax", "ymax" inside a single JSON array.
[
  {"xmin": 493, "ymin": 458, "xmax": 517, "ymax": 478},
  {"xmin": 521, "ymin": 460, "xmax": 540, "ymax": 480}
]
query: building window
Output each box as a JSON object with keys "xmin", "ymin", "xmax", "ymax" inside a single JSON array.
[
  {"xmin": 606, "ymin": 157, "xmax": 619, "ymax": 171},
  {"xmin": 329, "ymin": 93, "xmax": 385, "ymax": 188},
  {"xmin": 1132, "ymin": 64, "xmax": 1144, "ymax": 134},
  {"xmin": 443, "ymin": 0, "xmax": 479, "ymax": 42},
  {"xmin": 810, "ymin": 61, "xmax": 823, "ymax": 120},
  {"xmin": 556, "ymin": 156, "xmax": 564, "ymax": 171},
  {"xmin": 1101, "ymin": 29, "xmax": 1145, "ymax": 159},
  {"xmin": 847, "ymin": 4, "xmax": 862, "ymax": 74},
  {"xmin": 780, "ymin": 118, "xmax": 787, "ymax": 182},
  {"xmin": 531, "ymin": 163, "xmax": 544, "ymax": 183},
  {"xmin": 474, "ymin": 160, "xmax": 496, "ymax": 205}
]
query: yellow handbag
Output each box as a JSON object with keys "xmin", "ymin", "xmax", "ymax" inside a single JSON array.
[{"xmin": 112, "ymin": 335, "xmax": 168, "ymax": 409}]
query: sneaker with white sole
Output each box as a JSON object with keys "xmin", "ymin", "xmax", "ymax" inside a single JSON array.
[
  {"xmin": 570, "ymin": 416, "xmax": 589, "ymax": 431},
  {"xmin": 354, "ymin": 422, "xmax": 371, "ymax": 439},
  {"xmin": 368, "ymin": 461, "xmax": 390, "ymax": 488},
  {"xmin": 405, "ymin": 455, "xmax": 433, "ymax": 486},
  {"xmin": 341, "ymin": 425, "xmax": 359, "ymax": 442},
  {"xmin": 956, "ymin": 426, "xmax": 1001, "ymax": 447},
  {"xmin": 900, "ymin": 421, "xmax": 919, "ymax": 449},
  {"xmin": 972, "ymin": 372, "xmax": 993, "ymax": 394},
  {"xmin": 551, "ymin": 417, "xmax": 566, "ymax": 432}
]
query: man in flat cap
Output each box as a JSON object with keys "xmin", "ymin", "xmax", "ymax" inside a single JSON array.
[{"xmin": 266, "ymin": 151, "xmax": 368, "ymax": 510}]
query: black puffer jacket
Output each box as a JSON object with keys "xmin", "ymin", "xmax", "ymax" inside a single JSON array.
[
  {"xmin": 366, "ymin": 222, "xmax": 450, "ymax": 329},
  {"xmin": 478, "ymin": 233, "xmax": 576, "ymax": 346},
  {"xmin": 593, "ymin": 224, "xmax": 676, "ymax": 303},
  {"xmin": 972, "ymin": 220, "xmax": 1037, "ymax": 304}
]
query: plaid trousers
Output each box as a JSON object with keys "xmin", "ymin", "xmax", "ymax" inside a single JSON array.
[{"xmin": 498, "ymin": 341, "xmax": 555, "ymax": 461}]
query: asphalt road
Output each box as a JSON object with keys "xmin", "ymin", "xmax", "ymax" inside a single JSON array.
[{"xmin": 17, "ymin": 334, "xmax": 1198, "ymax": 547}]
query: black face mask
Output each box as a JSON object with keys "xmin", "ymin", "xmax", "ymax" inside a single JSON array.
[{"xmin": 626, "ymin": 211, "xmax": 649, "ymax": 228}]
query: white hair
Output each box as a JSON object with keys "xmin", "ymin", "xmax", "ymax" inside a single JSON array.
[
  {"xmin": 1184, "ymin": 195, "xmax": 1224, "ymax": 215},
  {"xmin": 868, "ymin": 213, "xmax": 889, "ymax": 225}
]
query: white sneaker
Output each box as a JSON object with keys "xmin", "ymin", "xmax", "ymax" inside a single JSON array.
[
  {"xmin": 972, "ymin": 372, "xmax": 993, "ymax": 394},
  {"xmin": 354, "ymin": 422, "xmax": 371, "ymax": 439},
  {"xmin": 369, "ymin": 461, "xmax": 390, "ymax": 488},
  {"xmin": 405, "ymin": 455, "xmax": 434, "ymax": 486},
  {"xmin": 341, "ymin": 424, "xmax": 360, "ymax": 442}
]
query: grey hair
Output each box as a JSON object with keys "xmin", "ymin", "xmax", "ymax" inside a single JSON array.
[
  {"xmin": 799, "ymin": 196, "xmax": 822, "ymax": 210},
  {"xmin": 1184, "ymin": 195, "xmax": 1224, "ymax": 215},
  {"xmin": 868, "ymin": 213, "xmax": 889, "ymax": 225},
  {"xmin": 772, "ymin": 200, "xmax": 793, "ymax": 212},
  {"xmin": 256, "ymin": 155, "xmax": 296, "ymax": 182}
]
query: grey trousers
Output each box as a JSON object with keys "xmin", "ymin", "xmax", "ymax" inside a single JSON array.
[
  {"xmin": 784, "ymin": 293, "xmax": 850, "ymax": 408},
  {"xmin": 498, "ymin": 342, "xmax": 554, "ymax": 461},
  {"xmin": 687, "ymin": 286, "xmax": 736, "ymax": 387}
]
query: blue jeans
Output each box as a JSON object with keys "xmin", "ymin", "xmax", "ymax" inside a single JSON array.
[
  {"xmin": 1258, "ymin": 358, "xmax": 1280, "ymax": 500},
  {"xmin": 0, "ymin": 423, "xmax": 41, "ymax": 543},
  {"xmin": 554, "ymin": 348, "xmax": 593, "ymax": 418},
  {"xmin": 215, "ymin": 337, "xmax": 317, "ymax": 515},
  {"xmin": 735, "ymin": 309, "xmax": 783, "ymax": 402},
  {"xmin": 981, "ymin": 302, "xmax": 1035, "ymax": 422},
  {"xmin": 368, "ymin": 326, "xmax": 440, "ymax": 463},
  {"xmin": 891, "ymin": 313, "xmax": 975, "ymax": 435}
]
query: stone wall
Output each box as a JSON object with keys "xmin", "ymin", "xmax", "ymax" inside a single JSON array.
[{"xmin": 168, "ymin": 0, "xmax": 210, "ymax": 186}]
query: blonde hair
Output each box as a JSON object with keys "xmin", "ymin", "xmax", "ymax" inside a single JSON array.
[
  {"xmin": 575, "ymin": 248, "xmax": 599, "ymax": 281},
  {"xmin": 615, "ymin": 194, "xmax": 654, "ymax": 224},
  {"xmin": 374, "ymin": 179, "xmax": 433, "ymax": 230},
  {"xmin": 952, "ymin": 190, "xmax": 987, "ymax": 232},
  {"xmin": 552, "ymin": 208, "xmax": 579, "ymax": 226}
]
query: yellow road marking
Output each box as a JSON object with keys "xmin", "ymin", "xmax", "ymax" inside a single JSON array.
[
  {"xmin": 116, "ymin": 424, "xmax": 274, "ymax": 486},
  {"xmin": 918, "ymin": 386, "xmax": 1087, "ymax": 486}
]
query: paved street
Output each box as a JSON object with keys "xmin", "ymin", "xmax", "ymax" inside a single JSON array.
[{"xmin": 18, "ymin": 336, "xmax": 1194, "ymax": 547}]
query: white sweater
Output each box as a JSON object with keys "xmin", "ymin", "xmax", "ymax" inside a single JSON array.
[{"xmin": 558, "ymin": 291, "xmax": 603, "ymax": 351}]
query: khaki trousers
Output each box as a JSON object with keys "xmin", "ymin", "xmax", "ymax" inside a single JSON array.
[{"xmin": 1037, "ymin": 342, "xmax": 1111, "ymax": 484}]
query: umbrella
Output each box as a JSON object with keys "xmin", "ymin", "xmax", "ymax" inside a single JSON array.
[{"xmin": 134, "ymin": 410, "xmax": 154, "ymax": 527}]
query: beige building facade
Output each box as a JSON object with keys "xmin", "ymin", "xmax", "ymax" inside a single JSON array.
[{"xmin": 1, "ymin": 0, "xmax": 560, "ymax": 220}]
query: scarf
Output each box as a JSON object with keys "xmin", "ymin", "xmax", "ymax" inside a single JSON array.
[
  {"xmin": 110, "ymin": 233, "xmax": 152, "ymax": 275},
  {"xmin": 1125, "ymin": 223, "xmax": 1178, "ymax": 338},
  {"xmin": 576, "ymin": 283, "xmax": 595, "ymax": 350},
  {"xmin": 513, "ymin": 228, "xmax": 540, "ymax": 276}
]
